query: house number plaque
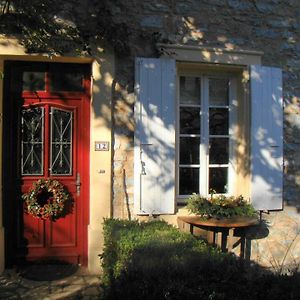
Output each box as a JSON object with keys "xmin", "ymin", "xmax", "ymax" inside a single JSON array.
[{"xmin": 95, "ymin": 141, "xmax": 109, "ymax": 151}]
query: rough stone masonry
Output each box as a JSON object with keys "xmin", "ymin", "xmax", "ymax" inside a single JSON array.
[{"xmin": 109, "ymin": 0, "xmax": 300, "ymax": 269}]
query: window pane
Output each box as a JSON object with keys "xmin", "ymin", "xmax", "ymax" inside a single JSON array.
[
  {"xmin": 180, "ymin": 137, "xmax": 200, "ymax": 164},
  {"xmin": 209, "ymin": 167, "xmax": 228, "ymax": 193},
  {"xmin": 209, "ymin": 108, "xmax": 228, "ymax": 135},
  {"xmin": 23, "ymin": 72, "xmax": 45, "ymax": 91},
  {"xmin": 49, "ymin": 63, "xmax": 89, "ymax": 92},
  {"xmin": 209, "ymin": 138, "xmax": 229, "ymax": 164},
  {"xmin": 180, "ymin": 76, "xmax": 200, "ymax": 104},
  {"xmin": 50, "ymin": 71, "xmax": 84, "ymax": 92},
  {"xmin": 179, "ymin": 168, "xmax": 199, "ymax": 195},
  {"xmin": 21, "ymin": 107, "xmax": 44, "ymax": 175},
  {"xmin": 209, "ymin": 78, "xmax": 229, "ymax": 106},
  {"xmin": 180, "ymin": 107, "xmax": 200, "ymax": 134},
  {"xmin": 50, "ymin": 108, "xmax": 73, "ymax": 175}
]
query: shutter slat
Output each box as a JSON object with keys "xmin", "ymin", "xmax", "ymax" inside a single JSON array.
[
  {"xmin": 134, "ymin": 58, "xmax": 176, "ymax": 214},
  {"xmin": 250, "ymin": 65, "xmax": 283, "ymax": 210}
]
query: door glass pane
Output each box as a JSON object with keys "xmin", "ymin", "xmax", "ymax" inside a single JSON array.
[
  {"xmin": 23, "ymin": 72, "xmax": 45, "ymax": 91},
  {"xmin": 179, "ymin": 168, "xmax": 199, "ymax": 195},
  {"xmin": 209, "ymin": 138, "xmax": 229, "ymax": 164},
  {"xmin": 209, "ymin": 108, "xmax": 228, "ymax": 135},
  {"xmin": 209, "ymin": 167, "xmax": 228, "ymax": 193},
  {"xmin": 180, "ymin": 137, "xmax": 200, "ymax": 164},
  {"xmin": 50, "ymin": 71, "xmax": 84, "ymax": 92},
  {"xmin": 180, "ymin": 107, "xmax": 200, "ymax": 134},
  {"xmin": 21, "ymin": 107, "xmax": 44, "ymax": 175},
  {"xmin": 180, "ymin": 76, "xmax": 200, "ymax": 104},
  {"xmin": 49, "ymin": 64, "xmax": 88, "ymax": 92},
  {"xmin": 209, "ymin": 78, "xmax": 229, "ymax": 106},
  {"xmin": 50, "ymin": 108, "xmax": 73, "ymax": 175}
]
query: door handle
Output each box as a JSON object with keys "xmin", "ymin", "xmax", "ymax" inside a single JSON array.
[
  {"xmin": 76, "ymin": 172, "xmax": 81, "ymax": 196},
  {"xmin": 141, "ymin": 161, "xmax": 146, "ymax": 175}
]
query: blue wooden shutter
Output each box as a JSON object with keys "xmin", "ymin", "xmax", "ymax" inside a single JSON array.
[
  {"xmin": 250, "ymin": 65, "xmax": 283, "ymax": 210},
  {"xmin": 134, "ymin": 58, "xmax": 176, "ymax": 214}
]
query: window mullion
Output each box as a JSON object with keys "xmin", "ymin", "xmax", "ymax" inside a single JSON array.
[
  {"xmin": 228, "ymin": 77, "xmax": 237, "ymax": 195},
  {"xmin": 200, "ymin": 76, "xmax": 209, "ymax": 196}
]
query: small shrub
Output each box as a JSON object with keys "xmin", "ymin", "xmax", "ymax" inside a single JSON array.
[
  {"xmin": 100, "ymin": 218, "xmax": 300, "ymax": 300},
  {"xmin": 100, "ymin": 218, "xmax": 214, "ymax": 285},
  {"xmin": 187, "ymin": 192, "xmax": 257, "ymax": 219}
]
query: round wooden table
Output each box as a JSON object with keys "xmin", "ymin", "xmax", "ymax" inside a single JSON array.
[{"xmin": 177, "ymin": 216, "xmax": 259, "ymax": 257}]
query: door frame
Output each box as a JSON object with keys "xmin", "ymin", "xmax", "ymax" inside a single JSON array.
[{"xmin": 2, "ymin": 60, "xmax": 91, "ymax": 266}]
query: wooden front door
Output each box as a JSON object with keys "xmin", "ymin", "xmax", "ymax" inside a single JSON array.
[{"xmin": 3, "ymin": 62, "xmax": 90, "ymax": 266}]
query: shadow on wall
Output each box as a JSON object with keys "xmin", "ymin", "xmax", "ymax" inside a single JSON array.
[
  {"xmin": 284, "ymin": 97, "xmax": 300, "ymax": 212},
  {"xmin": 2, "ymin": 1, "xmax": 299, "ymax": 216}
]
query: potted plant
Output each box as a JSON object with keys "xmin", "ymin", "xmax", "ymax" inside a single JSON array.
[{"xmin": 187, "ymin": 190, "xmax": 257, "ymax": 220}]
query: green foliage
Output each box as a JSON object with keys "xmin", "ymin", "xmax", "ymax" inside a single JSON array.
[
  {"xmin": 22, "ymin": 179, "xmax": 71, "ymax": 220},
  {"xmin": 187, "ymin": 193, "xmax": 257, "ymax": 219},
  {"xmin": 1, "ymin": 0, "xmax": 77, "ymax": 54},
  {"xmin": 100, "ymin": 218, "xmax": 300, "ymax": 300},
  {"xmin": 101, "ymin": 219, "xmax": 215, "ymax": 285},
  {"xmin": 0, "ymin": 0, "xmax": 131, "ymax": 55}
]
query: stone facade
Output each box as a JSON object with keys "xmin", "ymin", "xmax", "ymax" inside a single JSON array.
[
  {"xmin": 1, "ymin": 0, "xmax": 300, "ymax": 272},
  {"xmin": 110, "ymin": 0, "xmax": 300, "ymax": 208},
  {"xmin": 109, "ymin": 0, "xmax": 300, "ymax": 269}
]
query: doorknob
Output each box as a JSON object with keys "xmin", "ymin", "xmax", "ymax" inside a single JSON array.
[{"xmin": 76, "ymin": 172, "xmax": 81, "ymax": 196}]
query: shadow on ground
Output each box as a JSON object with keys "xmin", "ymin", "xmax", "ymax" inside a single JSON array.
[
  {"xmin": 0, "ymin": 265, "xmax": 102, "ymax": 300},
  {"xmin": 17, "ymin": 260, "xmax": 79, "ymax": 281}
]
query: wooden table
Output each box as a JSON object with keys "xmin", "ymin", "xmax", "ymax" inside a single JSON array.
[{"xmin": 177, "ymin": 216, "xmax": 259, "ymax": 257}]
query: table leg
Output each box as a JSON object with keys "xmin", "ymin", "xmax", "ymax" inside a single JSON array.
[
  {"xmin": 221, "ymin": 229, "xmax": 227, "ymax": 251},
  {"xmin": 240, "ymin": 231, "xmax": 246, "ymax": 258},
  {"xmin": 190, "ymin": 224, "xmax": 194, "ymax": 235},
  {"xmin": 207, "ymin": 230, "xmax": 215, "ymax": 245},
  {"xmin": 227, "ymin": 228, "xmax": 234, "ymax": 252},
  {"xmin": 216, "ymin": 231, "xmax": 221, "ymax": 248}
]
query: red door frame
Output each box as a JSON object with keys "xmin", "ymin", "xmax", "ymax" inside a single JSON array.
[{"xmin": 3, "ymin": 61, "xmax": 91, "ymax": 266}]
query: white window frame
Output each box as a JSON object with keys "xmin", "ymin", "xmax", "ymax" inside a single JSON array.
[{"xmin": 176, "ymin": 71, "xmax": 237, "ymax": 201}]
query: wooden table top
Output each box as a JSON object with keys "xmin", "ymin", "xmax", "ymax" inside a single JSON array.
[{"xmin": 178, "ymin": 216, "xmax": 259, "ymax": 228}]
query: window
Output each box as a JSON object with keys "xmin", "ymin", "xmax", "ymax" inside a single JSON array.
[
  {"xmin": 134, "ymin": 57, "xmax": 283, "ymax": 214},
  {"xmin": 21, "ymin": 107, "xmax": 44, "ymax": 175},
  {"xmin": 18, "ymin": 62, "xmax": 90, "ymax": 93},
  {"xmin": 21, "ymin": 106, "xmax": 74, "ymax": 176},
  {"xmin": 178, "ymin": 74, "xmax": 236, "ymax": 198}
]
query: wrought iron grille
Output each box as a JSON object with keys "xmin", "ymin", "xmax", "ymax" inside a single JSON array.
[
  {"xmin": 21, "ymin": 107, "xmax": 44, "ymax": 175},
  {"xmin": 50, "ymin": 108, "xmax": 73, "ymax": 175}
]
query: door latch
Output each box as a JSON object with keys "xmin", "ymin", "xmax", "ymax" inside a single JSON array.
[
  {"xmin": 141, "ymin": 161, "xmax": 146, "ymax": 175},
  {"xmin": 76, "ymin": 172, "xmax": 81, "ymax": 196}
]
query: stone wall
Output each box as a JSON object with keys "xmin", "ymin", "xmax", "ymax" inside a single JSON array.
[
  {"xmin": 111, "ymin": 0, "xmax": 300, "ymax": 208},
  {"xmin": 4, "ymin": 0, "xmax": 299, "ymax": 271},
  {"xmin": 110, "ymin": 0, "xmax": 300, "ymax": 268}
]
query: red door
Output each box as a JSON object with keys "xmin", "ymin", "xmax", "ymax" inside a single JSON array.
[{"xmin": 4, "ymin": 62, "xmax": 90, "ymax": 265}]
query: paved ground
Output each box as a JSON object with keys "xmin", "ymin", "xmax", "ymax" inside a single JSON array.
[{"xmin": 0, "ymin": 266, "xmax": 102, "ymax": 300}]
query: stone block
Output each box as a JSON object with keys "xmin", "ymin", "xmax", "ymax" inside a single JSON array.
[
  {"xmin": 83, "ymin": 286, "xmax": 101, "ymax": 296},
  {"xmin": 143, "ymin": 3, "xmax": 171, "ymax": 13},
  {"xmin": 268, "ymin": 20, "xmax": 291, "ymax": 28},
  {"xmin": 228, "ymin": 38, "xmax": 246, "ymax": 45},
  {"xmin": 293, "ymin": 23, "xmax": 300, "ymax": 30},
  {"xmin": 255, "ymin": 3, "xmax": 274, "ymax": 13},
  {"xmin": 140, "ymin": 15, "xmax": 164, "ymax": 28},
  {"xmin": 255, "ymin": 28, "xmax": 279, "ymax": 38},
  {"xmin": 228, "ymin": 0, "xmax": 251, "ymax": 10},
  {"xmin": 176, "ymin": 3, "xmax": 194, "ymax": 14},
  {"xmin": 279, "ymin": 43, "xmax": 294, "ymax": 51}
]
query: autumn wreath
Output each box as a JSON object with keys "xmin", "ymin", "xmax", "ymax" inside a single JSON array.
[{"xmin": 22, "ymin": 179, "xmax": 70, "ymax": 220}]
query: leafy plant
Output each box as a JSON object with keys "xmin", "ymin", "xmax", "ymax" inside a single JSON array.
[
  {"xmin": 99, "ymin": 218, "xmax": 300, "ymax": 300},
  {"xmin": 187, "ymin": 190, "xmax": 257, "ymax": 219},
  {"xmin": 100, "ymin": 218, "xmax": 215, "ymax": 286}
]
